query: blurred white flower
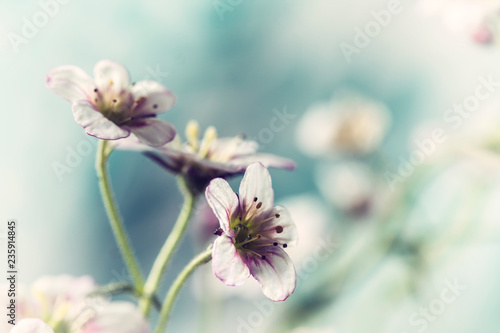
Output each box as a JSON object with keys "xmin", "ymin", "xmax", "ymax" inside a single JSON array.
[
  {"xmin": 1, "ymin": 275, "xmax": 148, "ymax": 333},
  {"xmin": 315, "ymin": 161, "xmax": 376, "ymax": 218},
  {"xmin": 418, "ymin": 0, "xmax": 500, "ymax": 43},
  {"xmin": 279, "ymin": 194, "xmax": 331, "ymax": 265},
  {"xmin": 296, "ymin": 95, "xmax": 390, "ymax": 157},
  {"xmin": 10, "ymin": 319, "xmax": 54, "ymax": 333}
]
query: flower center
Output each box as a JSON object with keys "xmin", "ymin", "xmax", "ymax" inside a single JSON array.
[
  {"xmin": 224, "ymin": 196, "xmax": 288, "ymax": 255},
  {"xmin": 92, "ymin": 84, "xmax": 136, "ymax": 125}
]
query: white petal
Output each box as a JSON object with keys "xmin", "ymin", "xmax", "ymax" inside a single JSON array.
[
  {"xmin": 239, "ymin": 163, "xmax": 274, "ymax": 216},
  {"xmin": 72, "ymin": 101, "xmax": 129, "ymax": 140},
  {"xmin": 46, "ymin": 65, "xmax": 94, "ymax": 103},
  {"xmin": 231, "ymin": 153, "xmax": 296, "ymax": 170},
  {"xmin": 205, "ymin": 178, "xmax": 239, "ymax": 233},
  {"xmin": 212, "ymin": 235, "xmax": 250, "ymax": 286},
  {"xmin": 11, "ymin": 319, "xmax": 54, "ymax": 333},
  {"xmin": 93, "ymin": 60, "xmax": 130, "ymax": 92},
  {"xmin": 126, "ymin": 118, "xmax": 176, "ymax": 147},
  {"xmin": 133, "ymin": 90, "xmax": 176, "ymax": 116},
  {"xmin": 257, "ymin": 206, "xmax": 298, "ymax": 247},
  {"xmin": 82, "ymin": 302, "xmax": 148, "ymax": 333},
  {"xmin": 245, "ymin": 246, "xmax": 296, "ymax": 301}
]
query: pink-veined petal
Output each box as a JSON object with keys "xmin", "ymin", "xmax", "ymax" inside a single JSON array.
[
  {"xmin": 205, "ymin": 178, "xmax": 239, "ymax": 233},
  {"xmin": 239, "ymin": 163, "xmax": 274, "ymax": 217},
  {"xmin": 46, "ymin": 65, "xmax": 94, "ymax": 103},
  {"xmin": 133, "ymin": 91, "xmax": 176, "ymax": 116},
  {"xmin": 126, "ymin": 118, "xmax": 176, "ymax": 147},
  {"xmin": 72, "ymin": 101, "xmax": 130, "ymax": 140},
  {"xmin": 212, "ymin": 235, "xmax": 250, "ymax": 286},
  {"xmin": 244, "ymin": 246, "xmax": 296, "ymax": 301},
  {"xmin": 93, "ymin": 60, "xmax": 130, "ymax": 92},
  {"xmin": 256, "ymin": 206, "xmax": 298, "ymax": 247},
  {"xmin": 232, "ymin": 153, "xmax": 296, "ymax": 171},
  {"xmin": 11, "ymin": 319, "xmax": 54, "ymax": 333}
]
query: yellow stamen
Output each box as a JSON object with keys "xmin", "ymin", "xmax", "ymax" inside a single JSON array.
[
  {"xmin": 185, "ymin": 120, "xmax": 200, "ymax": 151},
  {"xmin": 198, "ymin": 126, "xmax": 217, "ymax": 158}
]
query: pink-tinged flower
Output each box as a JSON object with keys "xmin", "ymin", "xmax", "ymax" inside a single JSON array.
[
  {"xmin": 1, "ymin": 275, "xmax": 148, "ymax": 333},
  {"xmin": 206, "ymin": 163, "xmax": 298, "ymax": 301},
  {"xmin": 114, "ymin": 120, "xmax": 295, "ymax": 193},
  {"xmin": 418, "ymin": 0, "xmax": 500, "ymax": 44},
  {"xmin": 10, "ymin": 319, "xmax": 54, "ymax": 333},
  {"xmin": 46, "ymin": 60, "xmax": 176, "ymax": 146}
]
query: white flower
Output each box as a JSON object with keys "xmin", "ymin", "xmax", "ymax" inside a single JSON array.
[
  {"xmin": 315, "ymin": 161, "xmax": 375, "ymax": 218},
  {"xmin": 296, "ymin": 95, "xmax": 390, "ymax": 157},
  {"xmin": 206, "ymin": 163, "xmax": 298, "ymax": 301},
  {"xmin": 46, "ymin": 60, "xmax": 177, "ymax": 146},
  {"xmin": 418, "ymin": 0, "xmax": 500, "ymax": 43},
  {"xmin": 10, "ymin": 319, "xmax": 54, "ymax": 333},
  {"xmin": 1, "ymin": 275, "xmax": 148, "ymax": 333}
]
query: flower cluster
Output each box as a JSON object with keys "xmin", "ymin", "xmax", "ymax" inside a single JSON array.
[{"xmin": 42, "ymin": 60, "xmax": 300, "ymax": 332}]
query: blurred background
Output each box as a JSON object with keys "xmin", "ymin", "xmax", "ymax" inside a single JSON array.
[{"xmin": 3, "ymin": 0, "xmax": 500, "ymax": 332}]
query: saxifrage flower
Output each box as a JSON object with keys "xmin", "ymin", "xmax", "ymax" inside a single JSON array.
[
  {"xmin": 46, "ymin": 60, "xmax": 176, "ymax": 146},
  {"xmin": 114, "ymin": 120, "xmax": 295, "ymax": 193},
  {"xmin": 206, "ymin": 162, "xmax": 298, "ymax": 301}
]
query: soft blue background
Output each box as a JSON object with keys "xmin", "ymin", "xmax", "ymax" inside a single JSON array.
[{"xmin": 2, "ymin": 0, "xmax": 500, "ymax": 332}]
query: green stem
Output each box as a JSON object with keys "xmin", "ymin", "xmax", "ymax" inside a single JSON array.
[
  {"xmin": 140, "ymin": 177, "xmax": 196, "ymax": 315},
  {"xmin": 154, "ymin": 248, "xmax": 212, "ymax": 333},
  {"xmin": 96, "ymin": 140, "xmax": 144, "ymax": 291}
]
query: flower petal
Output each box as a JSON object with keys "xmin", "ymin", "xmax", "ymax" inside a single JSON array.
[
  {"xmin": 11, "ymin": 319, "xmax": 54, "ymax": 333},
  {"xmin": 131, "ymin": 81, "xmax": 176, "ymax": 116},
  {"xmin": 231, "ymin": 153, "xmax": 296, "ymax": 171},
  {"xmin": 126, "ymin": 118, "xmax": 176, "ymax": 147},
  {"xmin": 205, "ymin": 178, "xmax": 239, "ymax": 233},
  {"xmin": 46, "ymin": 65, "xmax": 94, "ymax": 103},
  {"xmin": 82, "ymin": 302, "xmax": 149, "ymax": 333},
  {"xmin": 72, "ymin": 101, "xmax": 130, "ymax": 140},
  {"xmin": 256, "ymin": 206, "xmax": 298, "ymax": 247},
  {"xmin": 244, "ymin": 246, "xmax": 296, "ymax": 301},
  {"xmin": 212, "ymin": 235, "xmax": 250, "ymax": 286},
  {"xmin": 239, "ymin": 163, "xmax": 274, "ymax": 217},
  {"xmin": 94, "ymin": 60, "xmax": 130, "ymax": 92}
]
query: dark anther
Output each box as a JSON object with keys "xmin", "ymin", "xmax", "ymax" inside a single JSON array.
[
  {"xmin": 238, "ymin": 216, "xmax": 242, "ymax": 221},
  {"xmin": 153, "ymin": 104, "xmax": 158, "ymax": 109},
  {"xmin": 273, "ymin": 242, "xmax": 278, "ymax": 246},
  {"xmin": 283, "ymin": 244, "xmax": 288, "ymax": 248},
  {"xmin": 213, "ymin": 228, "xmax": 223, "ymax": 236},
  {"xmin": 253, "ymin": 197, "xmax": 258, "ymax": 202},
  {"xmin": 113, "ymin": 99, "xmax": 117, "ymax": 103},
  {"xmin": 275, "ymin": 213, "xmax": 280, "ymax": 218},
  {"xmin": 275, "ymin": 226, "xmax": 284, "ymax": 234},
  {"xmin": 94, "ymin": 88, "xmax": 98, "ymax": 92},
  {"xmin": 261, "ymin": 255, "xmax": 266, "ymax": 260},
  {"xmin": 257, "ymin": 234, "xmax": 262, "ymax": 239},
  {"xmin": 256, "ymin": 202, "xmax": 262, "ymax": 209}
]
